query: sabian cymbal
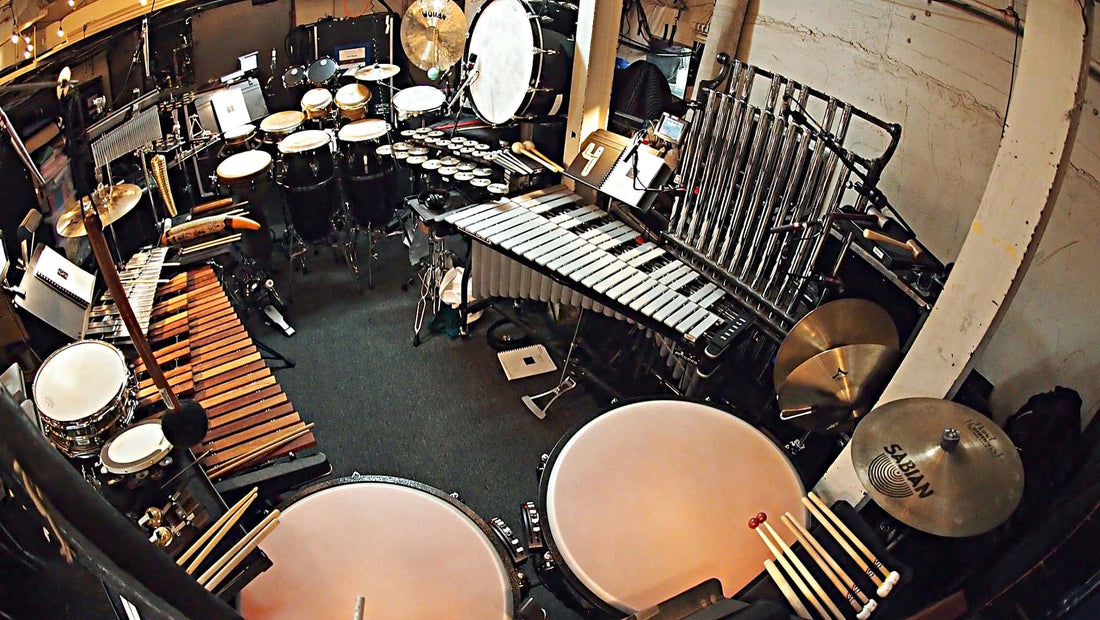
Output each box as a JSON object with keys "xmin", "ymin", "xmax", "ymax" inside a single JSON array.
[
  {"xmin": 774, "ymin": 299, "xmax": 898, "ymax": 390},
  {"xmin": 851, "ymin": 397, "xmax": 1024, "ymax": 537},
  {"xmin": 400, "ymin": 0, "xmax": 467, "ymax": 72},
  {"xmin": 55, "ymin": 184, "xmax": 144, "ymax": 238},
  {"xmin": 354, "ymin": 63, "xmax": 401, "ymax": 82},
  {"xmin": 777, "ymin": 343, "xmax": 900, "ymax": 431}
]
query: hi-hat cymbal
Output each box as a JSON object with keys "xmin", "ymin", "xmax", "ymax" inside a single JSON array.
[
  {"xmin": 400, "ymin": 0, "xmax": 467, "ymax": 72},
  {"xmin": 852, "ymin": 397, "xmax": 1024, "ymax": 537},
  {"xmin": 774, "ymin": 299, "xmax": 898, "ymax": 390},
  {"xmin": 354, "ymin": 63, "xmax": 401, "ymax": 82},
  {"xmin": 55, "ymin": 184, "xmax": 144, "ymax": 238},
  {"xmin": 777, "ymin": 343, "xmax": 900, "ymax": 431}
]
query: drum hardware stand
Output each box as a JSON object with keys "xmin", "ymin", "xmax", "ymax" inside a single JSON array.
[{"xmin": 411, "ymin": 229, "xmax": 453, "ymax": 347}]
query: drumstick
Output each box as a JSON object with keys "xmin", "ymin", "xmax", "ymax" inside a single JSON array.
[
  {"xmin": 781, "ymin": 514, "xmax": 875, "ymax": 619},
  {"xmin": 862, "ymin": 229, "xmax": 923, "ymax": 259},
  {"xmin": 750, "ymin": 515, "xmax": 830, "ymax": 620},
  {"xmin": 203, "ymin": 517, "xmax": 280, "ymax": 591},
  {"xmin": 765, "ymin": 559, "xmax": 812, "ymax": 619},
  {"xmin": 191, "ymin": 197, "xmax": 234, "ymax": 216},
  {"xmin": 784, "ymin": 512, "xmax": 874, "ymax": 609},
  {"xmin": 197, "ymin": 509, "xmax": 280, "ymax": 586},
  {"xmin": 522, "ymin": 140, "xmax": 564, "ymax": 172},
  {"xmin": 206, "ymin": 424, "xmax": 314, "ymax": 479},
  {"xmin": 187, "ymin": 490, "xmax": 261, "ymax": 571},
  {"xmin": 759, "ymin": 517, "xmax": 846, "ymax": 620},
  {"xmin": 801, "ymin": 497, "xmax": 894, "ymax": 597},
  {"xmin": 808, "ymin": 492, "xmax": 900, "ymax": 587}
]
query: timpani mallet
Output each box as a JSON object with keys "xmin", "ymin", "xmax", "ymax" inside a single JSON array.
[
  {"xmin": 808, "ymin": 492, "xmax": 901, "ymax": 589},
  {"xmin": 801, "ymin": 497, "xmax": 896, "ymax": 597},
  {"xmin": 765, "ymin": 559, "xmax": 812, "ymax": 620},
  {"xmin": 758, "ymin": 515, "xmax": 846, "ymax": 620},
  {"xmin": 522, "ymin": 140, "xmax": 564, "ymax": 172},
  {"xmin": 177, "ymin": 488, "xmax": 257, "ymax": 567},
  {"xmin": 782, "ymin": 513, "xmax": 876, "ymax": 619},
  {"xmin": 197, "ymin": 508, "xmax": 280, "ymax": 586},
  {"xmin": 750, "ymin": 514, "xmax": 831, "ymax": 620}
]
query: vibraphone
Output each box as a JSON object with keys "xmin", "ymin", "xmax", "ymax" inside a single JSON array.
[{"xmin": 134, "ymin": 266, "xmax": 315, "ymax": 477}]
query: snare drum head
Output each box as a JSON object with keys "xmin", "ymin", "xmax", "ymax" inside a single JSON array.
[
  {"xmin": 239, "ymin": 477, "xmax": 515, "ymax": 619},
  {"xmin": 35, "ymin": 341, "xmax": 127, "ymax": 422},
  {"xmin": 260, "ymin": 111, "xmax": 305, "ymax": 133},
  {"xmin": 338, "ymin": 118, "xmax": 388, "ymax": 142},
  {"xmin": 278, "ymin": 130, "xmax": 331, "ymax": 154},
  {"xmin": 301, "ymin": 88, "xmax": 333, "ymax": 110},
  {"xmin": 101, "ymin": 420, "xmax": 172, "ymax": 474},
  {"xmin": 392, "ymin": 85, "xmax": 446, "ymax": 114},
  {"xmin": 217, "ymin": 150, "xmax": 273, "ymax": 180},
  {"xmin": 543, "ymin": 400, "xmax": 807, "ymax": 613},
  {"xmin": 307, "ymin": 57, "xmax": 338, "ymax": 84},
  {"xmin": 334, "ymin": 83, "xmax": 371, "ymax": 108},
  {"xmin": 467, "ymin": 0, "xmax": 537, "ymax": 125}
]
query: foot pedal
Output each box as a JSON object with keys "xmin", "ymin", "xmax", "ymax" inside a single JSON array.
[
  {"xmin": 264, "ymin": 305, "xmax": 295, "ymax": 337},
  {"xmin": 521, "ymin": 376, "xmax": 576, "ymax": 420}
]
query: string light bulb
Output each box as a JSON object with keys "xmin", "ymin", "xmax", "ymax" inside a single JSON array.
[
  {"xmin": 139, "ymin": 0, "xmax": 147, "ymax": 5},
  {"xmin": 26, "ymin": 43, "xmax": 32, "ymax": 52},
  {"xmin": 67, "ymin": 0, "xmax": 74, "ymax": 5},
  {"xmin": 10, "ymin": 33, "xmax": 18, "ymax": 44},
  {"xmin": 56, "ymin": 25, "xmax": 63, "ymax": 38},
  {"xmin": 23, "ymin": 50, "xmax": 30, "ymax": 59},
  {"xmin": 23, "ymin": 35, "xmax": 29, "ymax": 44}
]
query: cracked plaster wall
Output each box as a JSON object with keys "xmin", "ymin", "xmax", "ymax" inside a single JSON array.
[{"xmin": 741, "ymin": 0, "xmax": 1100, "ymax": 422}]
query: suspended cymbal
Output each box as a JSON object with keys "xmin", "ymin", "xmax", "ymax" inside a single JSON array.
[
  {"xmin": 777, "ymin": 343, "xmax": 900, "ymax": 431},
  {"xmin": 55, "ymin": 184, "xmax": 144, "ymax": 238},
  {"xmin": 852, "ymin": 397, "xmax": 1024, "ymax": 537},
  {"xmin": 774, "ymin": 299, "xmax": 898, "ymax": 390},
  {"xmin": 354, "ymin": 63, "xmax": 401, "ymax": 82},
  {"xmin": 400, "ymin": 0, "xmax": 467, "ymax": 72}
]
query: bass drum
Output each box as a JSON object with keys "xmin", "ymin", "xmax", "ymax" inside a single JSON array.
[
  {"xmin": 465, "ymin": 0, "xmax": 574, "ymax": 125},
  {"xmin": 536, "ymin": 399, "xmax": 807, "ymax": 615},
  {"xmin": 238, "ymin": 475, "xmax": 524, "ymax": 619}
]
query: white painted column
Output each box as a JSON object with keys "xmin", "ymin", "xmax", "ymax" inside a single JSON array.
[
  {"xmin": 562, "ymin": 0, "xmax": 625, "ymax": 166},
  {"xmin": 816, "ymin": 0, "xmax": 1093, "ymax": 505},
  {"xmin": 694, "ymin": 0, "xmax": 749, "ymax": 97}
]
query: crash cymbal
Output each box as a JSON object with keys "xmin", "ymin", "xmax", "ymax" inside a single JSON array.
[
  {"xmin": 774, "ymin": 299, "xmax": 898, "ymax": 390},
  {"xmin": 777, "ymin": 343, "xmax": 900, "ymax": 431},
  {"xmin": 852, "ymin": 397, "xmax": 1024, "ymax": 537},
  {"xmin": 354, "ymin": 63, "xmax": 401, "ymax": 82},
  {"xmin": 55, "ymin": 184, "xmax": 144, "ymax": 238},
  {"xmin": 401, "ymin": 0, "xmax": 467, "ymax": 72}
]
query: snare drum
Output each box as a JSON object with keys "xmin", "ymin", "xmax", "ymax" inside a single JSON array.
[
  {"xmin": 466, "ymin": 0, "xmax": 574, "ymax": 125},
  {"xmin": 334, "ymin": 83, "xmax": 372, "ymax": 121},
  {"xmin": 301, "ymin": 88, "xmax": 334, "ymax": 121},
  {"xmin": 306, "ymin": 57, "xmax": 339, "ymax": 86},
  {"xmin": 392, "ymin": 85, "xmax": 446, "ymax": 121},
  {"xmin": 99, "ymin": 419, "xmax": 173, "ymax": 480},
  {"xmin": 34, "ymin": 340, "xmax": 133, "ymax": 458},
  {"xmin": 239, "ymin": 475, "xmax": 524, "ymax": 619},
  {"xmin": 259, "ymin": 111, "xmax": 306, "ymax": 152},
  {"xmin": 536, "ymin": 399, "xmax": 807, "ymax": 615}
]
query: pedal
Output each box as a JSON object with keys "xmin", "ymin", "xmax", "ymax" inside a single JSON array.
[
  {"xmin": 521, "ymin": 376, "xmax": 576, "ymax": 420},
  {"xmin": 264, "ymin": 305, "xmax": 295, "ymax": 337}
]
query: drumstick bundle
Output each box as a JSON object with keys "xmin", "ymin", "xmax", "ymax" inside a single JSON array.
[{"xmin": 748, "ymin": 495, "xmax": 900, "ymax": 620}]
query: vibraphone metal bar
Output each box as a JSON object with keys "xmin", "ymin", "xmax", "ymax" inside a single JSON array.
[
  {"xmin": 135, "ymin": 266, "xmax": 316, "ymax": 474},
  {"xmin": 668, "ymin": 56, "xmax": 900, "ymax": 339},
  {"xmin": 85, "ymin": 247, "xmax": 169, "ymax": 342}
]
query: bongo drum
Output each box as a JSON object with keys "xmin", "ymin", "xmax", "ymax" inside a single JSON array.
[
  {"xmin": 301, "ymin": 88, "xmax": 334, "ymax": 121},
  {"xmin": 334, "ymin": 83, "xmax": 372, "ymax": 122}
]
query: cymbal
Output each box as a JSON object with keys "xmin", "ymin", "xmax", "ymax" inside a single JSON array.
[
  {"xmin": 56, "ymin": 184, "xmax": 144, "ymax": 238},
  {"xmin": 852, "ymin": 398, "xmax": 1024, "ymax": 537},
  {"xmin": 774, "ymin": 299, "xmax": 898, "ymax": 390},
  {"xmin": 354, "ymin": 63, "xmax": 401, "ymax": 82},
  {"xmin": 777, "ymin": 343, "xmax": 900, "ymax": 431},
  {"xmin": 401, "ymin": 0, "xmax": 467, "ymax": 72}
]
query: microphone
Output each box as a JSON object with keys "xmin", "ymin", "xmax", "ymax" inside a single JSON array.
[{"xmin": 161, "ymin": 398, "xmax": 209, "ymax": 447}]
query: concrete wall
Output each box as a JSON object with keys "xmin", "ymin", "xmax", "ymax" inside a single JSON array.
[{"xmin": 739, "ymin": 0, "xmax": 1099, "ymax": 422}]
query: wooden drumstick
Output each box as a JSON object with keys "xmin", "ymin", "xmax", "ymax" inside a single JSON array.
[
  {"xmin": 207, "ymin": 424, "xmax": 313, "ymax": 479},
  {"xmin": 191, "ymin": 197, "xmax": 235, "ymax": 216},
  {"xmin": 750, "ymin": 515, "xmax": 830, "ymax": 620},
  {"xmin": 184, "ymin": 489, "xmax": 258, "ymax": 574},
  {"xmin": 801, "ymin": 497, "xmax": 895, "ymax": 597},
  {"xmin": 197, "ymin": 509, "xmax": 280, "ymax": 586},
  {"xmin": 862, "ymin": 229, "xmax": 924, "ymax": 259},
  {"xmin": 203, "ymin": 517, "xmax": 280, "ymax": 591},
  {"xmin": 782, "ymin": 514, "xmax": 875, "ymax": 619},
  {"xmin": 522, "ymin": 140, "xmax": 564, "ymax": 172},
  {"xmin": 808, "ymin": 492, "xmax": 900, "ymax": 588},
  {"xmin": 760, "ymin": 518, "xmax": 846, "ymax": 620},
  {"xmin": 765, "ymin": 559, "xmax": 812, "ymax": 619}
]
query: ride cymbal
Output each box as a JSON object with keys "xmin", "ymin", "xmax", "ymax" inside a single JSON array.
[
  {"xmin": 851, "ymin": 397, "xmax": 1024, "ymax": 537},
  {"xmin": 55, "ymin": 183, "xmax": 144, "ymax": 238},
  {"xmin": 354, "ymin": 63, "xmax": 401, "ymax": 82},
  {"xmin": 774, "ymin": 299, "xmax": 898, "ymax": 390},
  {"xmin": 401, "ymin": 0, "xmax": 467, "ymax": 72},
  {"xmin": 777, "ymin": 343, "xmax": 900, "ymax": 431}
]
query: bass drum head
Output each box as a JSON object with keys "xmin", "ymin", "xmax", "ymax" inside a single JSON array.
[
  {"xmin": 239, "ymin": 476, "xmax": 518, "ymax": 619},
  {"xmin": 467, "ymin": 0, "xmax": 538, "ymax": 125},
  {"xmin": 34, "ymin": 340, "xmax": 127, "ymax": 423},
  {"xmin": 540, "ymin": 399, "xmax": 807, "ymax": 614}
]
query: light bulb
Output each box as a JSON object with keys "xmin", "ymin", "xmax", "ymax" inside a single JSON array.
[
  {"xmin": 26, "ymin": 43, "xmax": 33, "ymax": 52},
  {"xmin": 139, "ymin": 0, "xmax": 147, "ymax": 5},
  {"xmin": 10, "ymin": 33, "xmax": 18, "ymax": 44},
  {"xmin": 57, "ymin": 26, "xmax": 63, "ymax": 37},
  {"xmin": 67, "ymin": 0, "xmax": 74, "ymax": 5},
  {"xmin": 23, "ymin": 50, "xmax": 30, "ymax": 59},
  {"xmin": 23, "ymin": 35, "xmax": 29, "ymax": 44}
]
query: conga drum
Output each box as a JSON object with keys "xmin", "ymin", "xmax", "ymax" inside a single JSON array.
[
  {"xmin": 278, "ymin": 130, "xmax": 337, "ymax": 242},
  {"xmin": 259, "ymin": 111, "xmax": 305, "ymax": 154},
  {"xmin": 216, "ymin": 149, "xmax": 275, "ymax": 261},
  {"xmin": 219, "ymin": 123, "xmax": 256, "ymax": 158},
  {"xmin": 392, "ymin": 85, "xmax": 446, "ymax": 126},
  {"xmin": 337, "ymin": 118, "xmax": 390, "ymax": 177},
  {"xmin": 338, "ymin": 119, "xmax": 395, "ymax": 229},
  {"xmin": 334, "ymin": 83, "xmax": 372, "ymax": 122},
  {"xmin": 238, "ymin": 475, "xmax": 525, "ymax": 619},
  {"xmin": 535, "ymin": 399, "xmax": 807, "ymax": 615}
]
